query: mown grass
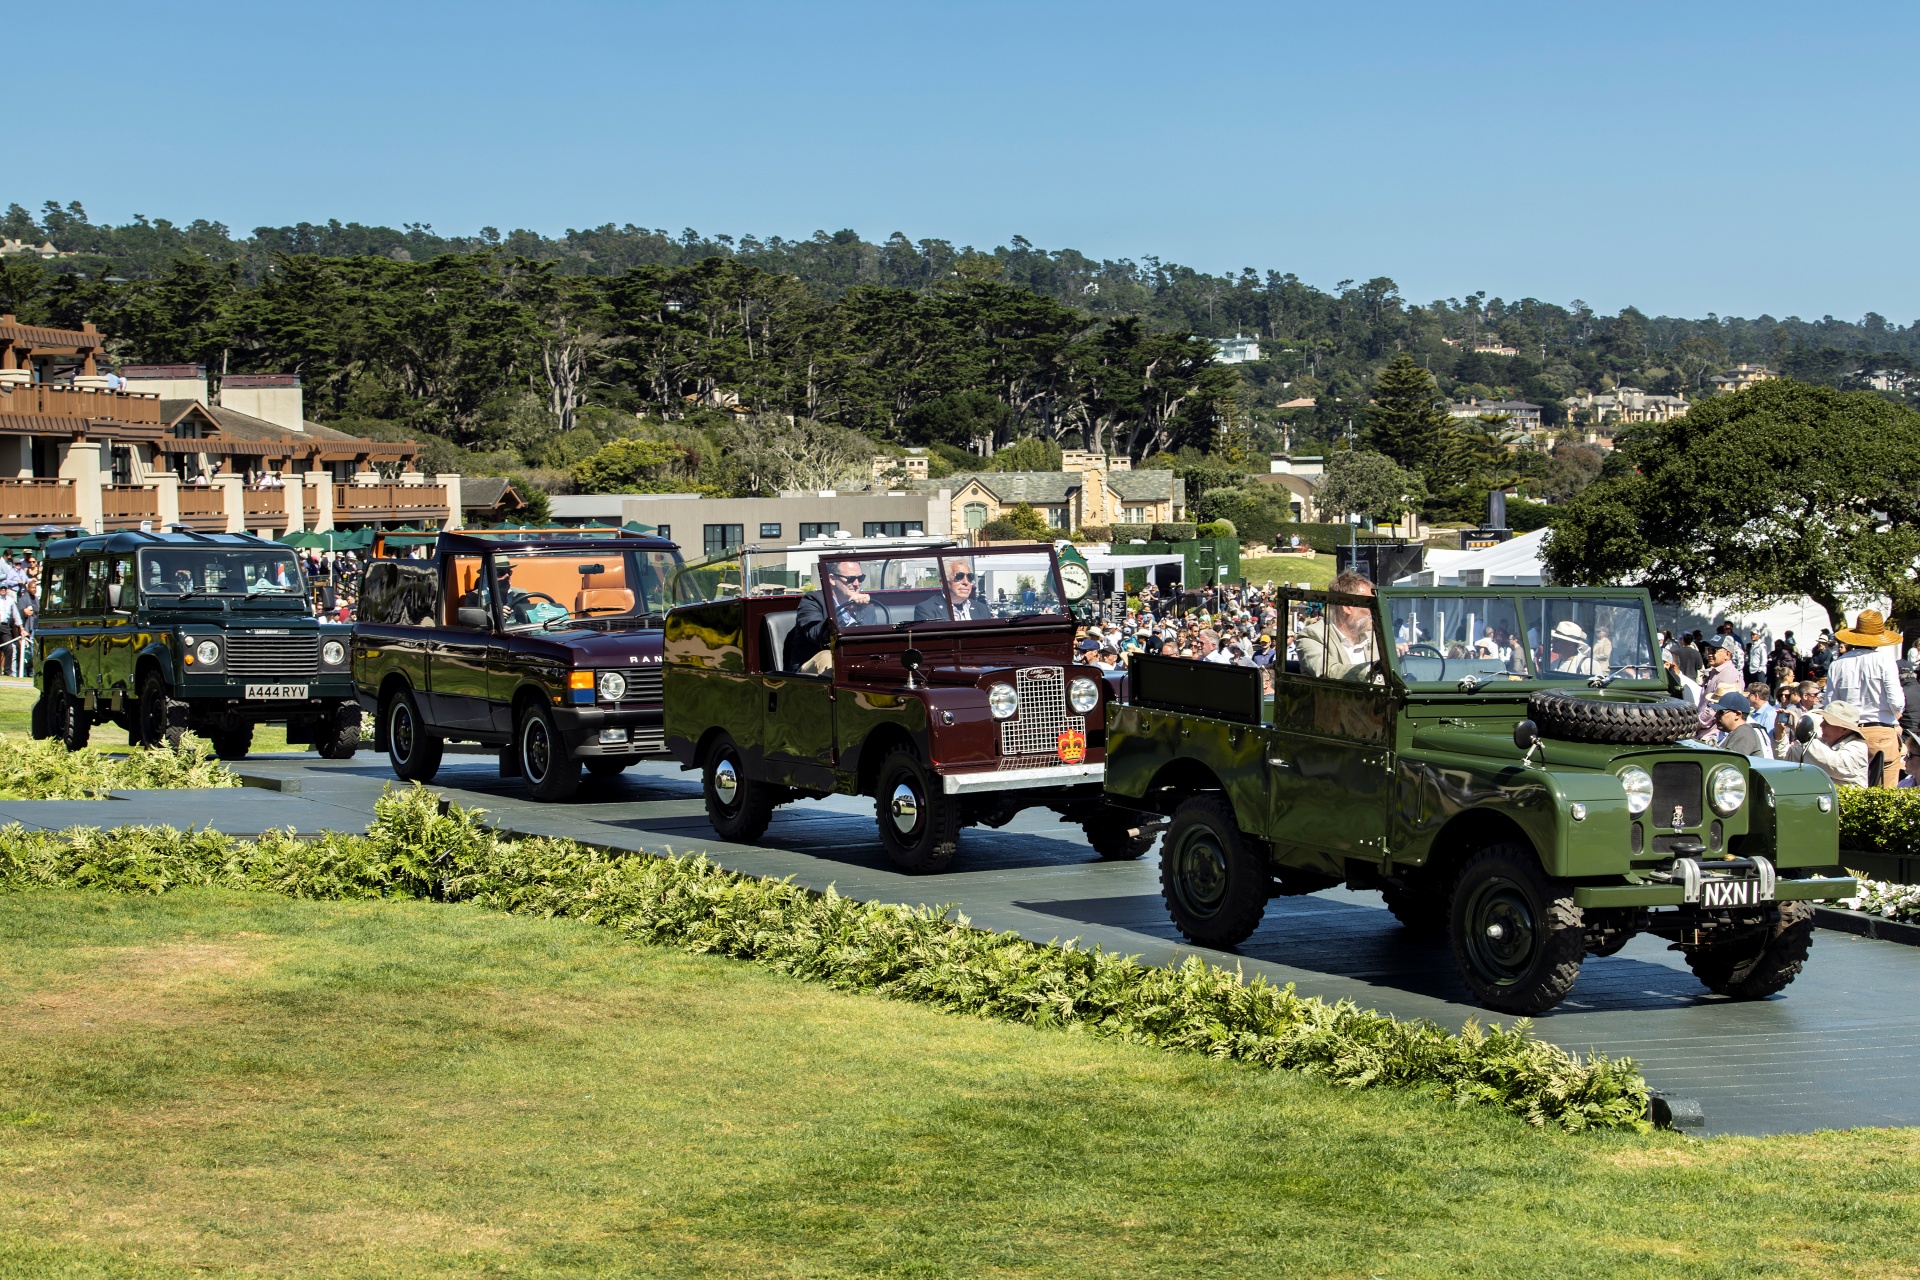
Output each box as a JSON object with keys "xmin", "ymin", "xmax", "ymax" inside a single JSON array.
[
  {"xmin": 1239, "ymin": 552, "xmax": 1336, "ymax": 590},
  {"xmin": 3, "ymin": 890, "xmax": 1918, "ymax": 1279},
  {"xmin": 0, "ymin": 678, "xmax": 296, "ymax": 756}
]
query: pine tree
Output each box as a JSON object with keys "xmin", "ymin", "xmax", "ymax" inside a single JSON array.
[{"xmin": 1364, "ymin": 354, "xmax": 1449, "ymax": 475}]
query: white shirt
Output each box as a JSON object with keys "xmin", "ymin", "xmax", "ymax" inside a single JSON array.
[{"xmin": 1824, "ymin": 646, "xmax": 1903, "ymax": 726}]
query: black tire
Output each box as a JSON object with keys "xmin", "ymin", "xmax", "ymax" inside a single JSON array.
[
  {"xmin": 1082, "ymin": 811, "xmax": 1162, "ymax": 861},
  {"xmin": 210, "ymin": 726, "xmax": 253, "ymax": 760},
  {"xmin": 1381, "ymin": 878, "xmax": 1449, "ymax": 938},
  {"xmin": 49, "ymin": 682, "xmax": 90, "ymax": 751},
  {"xmin": 1685, "ymin": 902, "xmax": 1816, "ymax": 1000},
  {"xmin": 586, "ymin": 758, "xmax": 629, "ymax": 778},
  {"xmin": 385, "ymin": 687, "xmax": 443, "ymax": 783},
  {"xmin": 30, "ymin": 685, "xmax": 49, "ymax": 740},
  {"xmin": 1448, "ymin": 843, "xmax": 1585, "ymax": 1014},
  {"xmin": 703, "ymin": 737, "xmax": 775, "ymax": 842},
  {"xmin": 874, "ymin": 748, "xmax": 961, "ymax": 873},
  {"xmin": 1527, "ymin": 689, "xmax": 1696, "ymax": 746},
  {"xmin": 517, "ymin": 702, "xmax": 579, "ymax": 801},
  {"xmin": 138, "ymin": 673, "xmax": 189, "ymax": 752},
  {"xmin": 1159, "ymin": 793, "xmax": 1272, "ymax": 948},
  {"xmin": 315, "ymin": 702, "xmax": 362, "ymax": 760}
]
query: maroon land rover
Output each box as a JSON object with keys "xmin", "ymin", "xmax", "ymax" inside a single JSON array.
[{"xmin": 662, "ymin": 543, "xmax": 1157, "ymax": 872}]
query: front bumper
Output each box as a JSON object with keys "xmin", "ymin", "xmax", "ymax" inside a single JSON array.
[
  {"xmin": 1573, "ymin": 875, "xmax": 1857, "ymax": 909},
  {"xmin": 553, "ymin": 703, "xmax": 668, "ymax": 758},
  {"xmin": 179, "ymin": 671, "xmax": 356, "ymax": 717},
  {"xmin": 940, "ymin": 761, "xmax": 1105, "ymax": 795}
]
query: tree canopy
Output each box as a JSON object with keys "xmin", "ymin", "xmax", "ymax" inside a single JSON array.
[{"xmin": 1543, "ymin": 379, "xmax": 1920, "ymax": 625}]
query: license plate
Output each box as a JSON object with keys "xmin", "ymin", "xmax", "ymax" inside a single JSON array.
[
  {"xmin": 1701, "ymin": 878, "xmax": 1761, "ymax": 908},
  {"xmin": 244, "ymin": 683, "xmax": 309, "ymax": 700}
]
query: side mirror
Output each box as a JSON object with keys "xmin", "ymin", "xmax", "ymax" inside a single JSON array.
[
  {"xmin": 1795, "ymin": 715, "xmax": 1817, "ymax": 744},
  {"xmin": 106, "ymin": 583, "xmax": 122, "ymax": 609},
  {"xmin": 902, "ymin": 646, "xmax": 924, "ymax": 689},
  {"xmin": 456, "ymin": 607, "xmax": 491, "ymax": 630},
  {"xmin": 1513, "ymin": 719, "xmax": 1539, "ymax": 751}
]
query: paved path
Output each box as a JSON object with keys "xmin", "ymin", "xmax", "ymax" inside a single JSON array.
[{"xmin": 5, "ymin": 752, "xmax": 1917, "ymax": 1137}]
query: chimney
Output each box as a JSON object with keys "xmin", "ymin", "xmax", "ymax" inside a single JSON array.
[
  {"xmin": 218, "ymin": 373, "xmax": 305, "ymax": 432},
  {"xmin": 121, "ymin": 363, "xmax": 209, "ymax": 405}
]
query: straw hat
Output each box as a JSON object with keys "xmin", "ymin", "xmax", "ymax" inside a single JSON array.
[
  {"xmin": 1550, "ymin": 620, "xmax": 1588, "ymax": 646},
  {"xmin": 1836, "ymin": 609, "xmax": 1902, "ymax": 647},
  {"xmin": 1819, "ymin": 700, "xmax": 1863, "ymax": 732}
]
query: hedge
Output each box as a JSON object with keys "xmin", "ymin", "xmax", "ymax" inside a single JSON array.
[
  {"xmin": 1840, "ymin": 786, "xmax": 1920, "ymax": 861},
  {"xmin": 0, "ymin": 785, "xmax": 1651, "ymax": 1133},
  {"xmin": 0, "ymin": 736, "xmax": 238, "ymax": 800}
]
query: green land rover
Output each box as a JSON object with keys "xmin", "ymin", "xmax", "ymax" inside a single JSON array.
[
  {"xmin": 31, "ymin": 531, "xmax": 359, "ymax": 760},
  {"xmin": 1105, "ymin": 585, "xmax": 1856, "ymax": 1014}
]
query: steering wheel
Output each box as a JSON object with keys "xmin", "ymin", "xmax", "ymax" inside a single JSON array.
[
  {"xmin": 512, "ymin": 590, "xmax": 567, "ymax": 621},
  {"xmin": 1405, "ymin": 642, "xmax": 1443, "ymax": 658}
]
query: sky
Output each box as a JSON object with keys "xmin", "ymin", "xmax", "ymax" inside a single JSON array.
[{"xmin": 14, "ymin": 0, "xmax": 1919, "ymax": 322}]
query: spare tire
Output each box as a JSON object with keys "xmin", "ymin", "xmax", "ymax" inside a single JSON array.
[{"xmin": 1527, "ymin": 688, "xmax": 1697, "ymax": 745}]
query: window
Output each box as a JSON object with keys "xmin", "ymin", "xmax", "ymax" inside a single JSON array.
[
  {"xmin": 703, "ymin": 524, "xmax": 745, "ymax": 557},
  {"xmin": 43, "ymin": 562, "xmax": 76, "ymax": 615},
  {"xmin": 799, "ymin": 522, "xmax": 838, "ymax": 541},
  {"xmin": 963, "ymin": 503, "xmax": 988, "ymax": 531},
  {"xmin": 655, "ymin": 524, "xmax": 669, "ymax": 540},
  {"xmin": 759, "ymin": 522, "xmax": 782, "ymax": 539},
  {"xmin": 863, "ymin": 520, "xmax": 924, "ymax": 538},
  {"xmin": 1045, "ymin": 507, "xmax": 1068, "ymax": 529},
  {"xmin": 1122, "ymin": 505, "xmax": 1149, "ymax": 524},
  {"xmin": 109, "ymin": 446, "xmax": 135, "ymax": 486}
]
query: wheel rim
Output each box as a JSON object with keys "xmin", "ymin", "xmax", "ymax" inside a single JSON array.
[
  {"xmin": 52, "ymin": 687, "xmax": 71, "ymax": 739},
  {"xmin": 888, "ymin": 779, "xmax": 923, "ymax": 837},
  {"xmin": 712, "ymin": 756, "xmax": 741, "ymax": 812},
  {"xmin": 1173, "ymin": 825, "xmax": 1231, "ymax": 916},
  {"xmin": 523, "ymin": 716, "xmax": 552, "ymax": 782},
  {"xmin": 1462, "ymin": 875, "xmax": 1540, "ymax": 985},
  {"xmin": 391, "ymin": 702, "xmax": 415, "ymax": 763},
  {"xmin": 141, "ymin": 689, "xmax": 161, "ymax": 745}
]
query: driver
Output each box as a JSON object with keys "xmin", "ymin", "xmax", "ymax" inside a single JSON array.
[
  {"xmin": 916, "ymin": 557, "xmax": 991, "ymax": 622},
  {"xmin": 786, "ymin": 558, "xmax": 881, "ymax": 673},
  {"xmin": 462, "ymin": 562, "xmax": 561, "ymax": 625},
  {"xmin": 1296, "ymin": 570, "xmax": 1382, "ymax": 680}
]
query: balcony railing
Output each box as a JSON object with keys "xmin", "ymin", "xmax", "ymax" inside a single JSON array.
[
  {"xmin": 176, "ymin": 484, "xmax": 228, "ymax": 529},
  {"xmin": 334, "ymin": 482, "xmax": 449, "ymax": 523},
  {"xmin": 0, "ymin": 478, "xmax": 78, "ymax": 530},
  {"xmin": 101, "ymin": 484, "xmax": 161, "ymax": 530},
  {"xmin": 243, "ymin": 489, "xmax": 289, "ymax": 521},
  {"xmin": 0, "ymin": 383, "xmax": 163, "ymax": 424}
]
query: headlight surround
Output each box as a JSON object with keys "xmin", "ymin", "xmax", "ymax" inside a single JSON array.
[
  {"xmin": 1068, "ymin": 676, "xmax": 1100, "ymax": 713},
  {"xmin": 597, "ymin": 670, "xmax": 628, "ymax": 702},
  {"xmin": 194, "ymin": 639, "xmax": 221, "ymax": 666},
  {"xmin": 988, "ymin": 682, "xmax": 1019, "ymax": 719},
  {"xmin": 1620, "ymin": 766, "xmax": 1653, "ymax": 815},
  {"xmin": 1709, "ymin": 765, "xmax": 1746, "ymax": 816},
  {"xmin": 321, "ymin": 639, "xmax": 346, "ymax": 666}
]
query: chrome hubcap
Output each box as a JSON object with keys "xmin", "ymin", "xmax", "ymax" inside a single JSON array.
[
  {"xmin": 713, "ymin": 758, "xmax": 740, "ymax": 806},
  {"xmin": 889, "ymin": 782, "xmax": 921, "ymax": 835},
  {"xmin": 524, "ymin": 719, "xmax": 550, "ymax": 781},
  {"xmin": 392, "ymin": 704, "xmax": 413, "ymax": 760}
]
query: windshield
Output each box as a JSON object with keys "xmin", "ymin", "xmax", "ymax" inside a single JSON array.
[
  {"xmin": 482, "ymin": 548, "xmax": 682, "ymax": 631},
  {"xmin": 1382, "ymin": 593, "xmax": 1660, "ymax": 685},
  {"xmin": 819, "ymin": 548, "xmax": 1066, "ymax": 628},
  {"xmin": 139, "ymin": 548, "xmax": 305, "ymax": 598}
]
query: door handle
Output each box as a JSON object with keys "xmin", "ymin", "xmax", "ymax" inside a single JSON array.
[
  {"xmin": 1266, "ymin": 756, "xmax": 1293, "ymax": 771},
  {"xmin": 768, "ymin": 690, "xmax": 778, "ymax": 713}
]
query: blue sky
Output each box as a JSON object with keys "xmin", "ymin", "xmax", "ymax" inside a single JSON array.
[{"xmin": 17, "ymin": 0, "xmax": 1917, "ymax": 321}]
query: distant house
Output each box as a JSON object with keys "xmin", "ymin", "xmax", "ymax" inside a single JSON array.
[
  {"xmin": 1708, "ymin": 363, "xmax": 1776, "ymax": 394},
  {"xmin": 870, "ymin": 449, "xmax": 930, "ymax": 484},
  {"xmin": 1253, "ymin": 470, "xmax": 1322, "ymax": 522},
  {"xmin": 1211, "ymin": 333, "xmax": 1262, "ymax": 364},
  {"xmin": 1861, "ymin": 368, "xmax": 1913, "ymax": 394},
  {"xmin": 1442, "ymin": 338, "xmax": 1520, "ymax": 357},
  {"xmin": 461, "ymin": 477, "xmax": 527, "ymax": 525},
  {"xmin": 1448, "ymin": 397, "xmax": 1542, "ymax": 433},
  {"xmin": 947, "ymin": 452, "xmax": 1181, "ymax": 534},
  {"xmin": 1565, "ymin": 387, "xmax": 1689, "ymax": 426}
]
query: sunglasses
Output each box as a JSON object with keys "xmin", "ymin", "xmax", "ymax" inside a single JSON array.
[
  {"xmin": 833, "ymin": 573, "xmax": 866, "ymax": 584},
  {"xmin": 949, "ymin": 571, "xmax": 974, "ymax": 582}
]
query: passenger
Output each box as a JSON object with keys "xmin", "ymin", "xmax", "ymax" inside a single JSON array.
[
  {"xmin": 786, "ymin": 558, "xmax": 880, "ymax": 673},
  {"xmin": 1713, "ymin": 691, "xmax": 1772, "ymax": 758},
  {"xmin": 916, "ymin": 557, "xmax": 992, "ymax": 622},
  {"xmin": 1548, "ymin": 620, "xmax": 1592, "ymax": 674},
  {"xmin": 1783, "ymin": 699, "xmax": 1870, "ymax": 787},
  {"xmin": 1296, "ymin": 570, "xmax": 1380, "ymax": 681}
]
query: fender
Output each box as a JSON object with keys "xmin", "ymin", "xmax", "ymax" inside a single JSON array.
[
  {"xmin": 134, "ymin": 638, "xmax": 180, "ymax": 690},
  {"xmin": 37, "ymin": 648, "xmax": 81, "ymax": 696}
]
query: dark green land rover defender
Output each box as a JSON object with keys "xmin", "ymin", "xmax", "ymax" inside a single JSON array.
[
  {"xmin": 1105, "ymin": 585, "xmax": 1855, "ymax": 1014},
  {"xmin": 31, "ymin": 531, "xmax": 359, "ymax": 759}
]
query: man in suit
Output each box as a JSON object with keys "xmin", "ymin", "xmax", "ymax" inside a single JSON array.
[
  {"xmin": 786, "ymin": 558, "xmax": 881, "ymax": 673},
  {"xmin": 915, "ymin": 557, "xmax": 992, "ymax": 622},
  {"xmin": 1295, "ymin": 570, "xmax": 1381, "ymax": 681}
]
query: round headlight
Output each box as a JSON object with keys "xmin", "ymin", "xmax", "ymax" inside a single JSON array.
[
  {"xmin": 988, "ymin": 682, "xmax": 1019, "ymax": 719},
  {"xmin": 1069, "ymin": 676, "xmax": 1100, "ymax": 714},
  {"xmin": 597, "ymin": 670, "xmax": 628, "ymax": 702},
  {"xmin": 322, "ymin": 639, "xmax": 346, "ymax": 665},
  {"xmin": 1620, "ymin": 766, "xmax": 1653, "ymax": 815},
  {"xmin": 1709, "ymin": 765, "xmax": 1746, "ymax": 816},
  {"xmin": 194, "ymin": 639, "xmax": 220, "ymax": 666}
]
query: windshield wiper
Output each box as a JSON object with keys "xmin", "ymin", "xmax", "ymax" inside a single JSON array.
[
  {"xmin": 1586, "ymin": 672, "xmax": 1619, "ymax": 688},
  {"xmin": 1457, "ymin": 672, "xmax": 1489, "ymax": 692}
]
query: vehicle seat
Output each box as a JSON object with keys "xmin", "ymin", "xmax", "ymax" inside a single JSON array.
[
  {"xmin": 578, "ymin": 587, "xmax": 634, "ymax": 614},
  {"xmin": 762, "ymin": 609, "xmax": 800, "ymax": 673}
]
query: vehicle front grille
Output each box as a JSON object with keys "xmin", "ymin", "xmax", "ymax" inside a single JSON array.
[
  {"xmin": 630, "ymin": 725, "xmax": 666, "ymax": 754},
  {"xmin": 625, "ymin": 667, "xmax": 663, "ymax": 705},
  {"xmin": 1651, "ymin": 761, "xmax": 1702, "ymax": 829},
  {"xmin": 1000, "ymin": 666, "xmax": 1086, "ymax": 757},
  {"xmin": 226, "ymin": 632, "xmax": 319, "ymax": 679}
]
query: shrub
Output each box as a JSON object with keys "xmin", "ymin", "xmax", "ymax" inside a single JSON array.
[
  {"xmin": 1073, "ymin": 525, "xmax": 1113, "ymax": 544},
  {"xmin": 980, "ymin": 503, "xmax": 1054, "ymax": 541},
  {"xmin": 0, "ymin": 736, "xmax": 237, "ymax": 800},
  {"xmin": 1197, "ymin": 519, "xmax": 1236, "ymax": 538},
  {"xmin": 1839, "ymin": 786, "xmax": 1920, "ymax": 860},
  {"xmin": 1150, "ymin": 522, "xmax": 1197, "ymax": 543},
  {"xmin": 0, "ymin": 785, "xmax": 1650, "ymax": 1132}
]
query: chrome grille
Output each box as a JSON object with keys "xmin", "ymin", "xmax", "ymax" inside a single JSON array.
[
  {"xmin": 999, "ymin": 666, "xmax": 1085, "ymax": 757},
  {"xmin": 1651, "ymin": 761, "xmax": 1701, "ymax": 828},
  {"xmin": 626, "ymin": 667, "xmax": 663, "ymax": 705},
  {"xmin": 226, "ymin": 632, "xmax": 319, "ymax": 679}
]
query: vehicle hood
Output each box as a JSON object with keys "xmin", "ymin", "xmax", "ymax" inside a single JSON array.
[
  {"xmin": 554, "ymin": 629, "xmax": 665, "ymax": 667},
  {"xmin": 924, "ymin": 660, "xmax": 1079, "ymax": 689},
  {"xmin": 1411, "ymin": 720, "xmax": 1744, "ymax": 771}
]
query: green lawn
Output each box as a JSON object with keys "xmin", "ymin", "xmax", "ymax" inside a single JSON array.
[
  {"xmin": 2, "ymin": 891, "xmax": 1917, "ymax": 1279},
  {"xmin": 0, "ymin": 678, "xmax": 297, "ymax": 755},
  {"xmin": 1239, "ymin": 551, "xmax": 1337, "ymax": 590}
]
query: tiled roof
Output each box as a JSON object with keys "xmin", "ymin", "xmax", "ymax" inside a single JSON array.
[
  {"xmin": 948, "ymin": 472, "xmax": 1080, "ymax": 505},
  {"xmin": 461, "ymin": 477, "xmax": 520, "ymax": 509},
  {"xmin": 1107, "ymin": 470, "xmax": 1176, "ymax": 501}
]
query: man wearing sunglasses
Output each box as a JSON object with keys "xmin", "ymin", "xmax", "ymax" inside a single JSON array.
[
  {"xmin": 787, "ymin": 558, "xmax": 882, "ymax": 673},
  {"xmin": 916, "ymin": 557, "xmax": 992, "ymax": 622}
]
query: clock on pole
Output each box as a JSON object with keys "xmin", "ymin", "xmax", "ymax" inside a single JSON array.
[{"xmin": 1057, "ymin": 543, "xmax": 1092, "ymax": 602}]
